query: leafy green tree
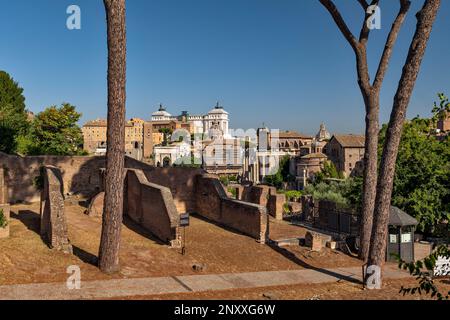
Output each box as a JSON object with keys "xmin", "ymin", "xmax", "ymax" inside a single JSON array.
[
  {"xmin": 315, "ymin": 160, "xmax": 345, "ymax": 182},
  {"xmin": 264, "ymin": 155, "xmax": 292, "ymax": 189},
  {"xmin": 304, "ymin": 181, "xmax": 349, "ymax": 208},
  {"xmin": 379, "ymin": 115, "xmax": 450, "ymax": 234},
  {"xmin": 431, "ymin": 93, "xmax": 450, "ymax": 126},
  {"xmin": 159, "ymin": 128, "xmax": 173, "ymax": 146},
  {"xmin": 27, "ymin": 103, "xmax": 85, "ymax": 156},
  {"xmin": 264, "ymin": 171, "xmax": 284, "ymax": 189},
  {"xmin": 0, "ymin": 71, "xmax": 29, "ymax": 153},
  {"xmin": 398, "ymin": 245, "xmax": 450, "ymax": 300}
]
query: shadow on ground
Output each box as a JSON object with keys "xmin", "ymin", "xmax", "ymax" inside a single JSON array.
[
  {"xmin": 267, "ymin": 242, "xmax": 362, "ymax": 285},
  {"xmin": 11, "ymin": 209, "xmax": 99, "ymax": 267}
]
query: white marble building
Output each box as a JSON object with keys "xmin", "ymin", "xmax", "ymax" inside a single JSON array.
[{"xmin": 151, "ymin": 102, "xmax": 230, "ymax": 139}]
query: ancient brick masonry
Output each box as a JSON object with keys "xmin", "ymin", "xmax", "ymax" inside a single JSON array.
[
  {"xmin": 0, "ymin": 152, "xmax": 106, "ymax": 203},
  {"xmin": 0, "ymin": 167, "xmax": 8, "ymax": 204},
  {"xmin": 267, "ymin": 194, "xmax": 286, "ymax": 221},
  {"xmin": 242, "ymin": 185, "xmax": 285, "ymax": 221},
  {"xmin": 305, "ymin": 231, "xmax": 332, "ymax": 252},
  {"xmin": 195, "ymin": 175, "xmax": 269, "ymax": 243},
  {"xmin": 124, "ymin": 169, "xmax": 182, "ymax": 247},
  {"xmin": 91, "ymin": 168, "xmax": 268, "ymax": 246},
  {"xmin": 0, "ymin": 168, "xmax": 10, "ymax": 239},
  {"xmin": 40, "ymin": 166, "xmax": 73, "ymax": 254}
]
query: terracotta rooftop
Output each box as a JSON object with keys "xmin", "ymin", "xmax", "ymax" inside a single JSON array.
[
  {"xmin": 301, "ymin": 152, "xmax": 327, "ymax": 159},
  {"xmin": 332, "ymin": 134, "xmax": 365, "ymax": 148},
  {"xmin": 84, "ymin": 119, "xmax": 134, "ymax": 127},
  {"xmin": 83, "ymin": 119, "xmax": 107, "ymax": 127},
  {"xmin": 277, "ymin": 131, "xmax": 312, "ymax": 139}
]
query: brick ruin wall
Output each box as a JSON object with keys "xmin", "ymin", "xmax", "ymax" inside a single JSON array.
[
  {"xmin": 0, "ymin": 152, "xmax": 159, "ymax": 204},
  {"xmin": 142, "ymin": 167, "xmax": 203, "ymax": 214},
  {"xmin": 242, "ymin": 185, "xmax": 274, "ymax": 207},
  {"xmin": 195, "ymin": 174, "xmax": 269, "ymax": 243},
  {"xmin": 0, "ymin": 152, "xmax": 106, "ymax": 203},
  {"xmin": 125, "ymin": 169, "xmax": 182, "ymax": 246},
  {"xmin": 241, "ymin": 185, "xmax": 285, "ymax": 221},
  {"xmin": 1, "ymin": 152, "xmax": 269, "ymax": 244},
  {"xmin": 0, "ymin": 167, "xmax": 8, "ymax": 204}
]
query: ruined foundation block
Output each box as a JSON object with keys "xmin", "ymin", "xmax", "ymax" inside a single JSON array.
[
  {"xmin": 0, "ymin": 168, "xmax": 8, "ymax": 205},
  {"xmin": 326, "ymin": 241, "xmax": 337, "ymax": 250},
  {"xmin": 40, "ymin": 166, "xmax": 73, "ymax": 254},
  {"xmin": 305, "ymin": 231, "xmax": 332, "ymax": 252},
  {"xmin": 288, "ymin": 201, "xmax": 302, "ymax": 213},
  {"xmin": 86, "ymin": 191, "xmax": 104, "ymax": 217}
]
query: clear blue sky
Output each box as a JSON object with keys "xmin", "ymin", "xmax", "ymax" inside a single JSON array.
[{"xmin": 0, "ymin": 0, "xmax": 449, "ymax": 135}]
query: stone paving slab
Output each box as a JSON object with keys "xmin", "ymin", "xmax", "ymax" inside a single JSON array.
[
  {"xmin": 0, "ymin": 266, "xmax": 411, "ymax": 300},
  {"xmin": 0, "ymin": 276, "xmax": 188, "ymax": 300}
]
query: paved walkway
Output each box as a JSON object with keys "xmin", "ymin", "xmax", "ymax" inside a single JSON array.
[{"xmin": 0, "ymin": 265, "xmax": 410, "ymax": 300}]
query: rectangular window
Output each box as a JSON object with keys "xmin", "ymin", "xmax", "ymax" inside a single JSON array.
[
  {"xmin": 390, "ymin": 234, "xmax": 398, "ymax": 244},
  {"xmin": 401, "ymin": 233, "xmax": 412, "ymax": 243}
]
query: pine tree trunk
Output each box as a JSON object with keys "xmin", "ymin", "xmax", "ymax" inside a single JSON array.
[
  {"xmin": 366, "ymin": 0, "xmax": 441, "ymax": 286},
  {"xmin": 359, "ymin": 93, "xmax": 379, "ymax": 261},
  {"xmin": 98, "ymin": 0, "xmax": 127, "ymax": 274}
]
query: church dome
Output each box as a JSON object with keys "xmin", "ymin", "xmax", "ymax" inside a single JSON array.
[
  {"xmin": 152, "ymin": 104, "xmax": 171, "ymax": 117},
  {"xmin": 316, "ymin": 122, "xmax": 331, "ymax": 141},
  {"xmin": 208, "ymin": 102, "xmax": 229, "ymax": 115}
]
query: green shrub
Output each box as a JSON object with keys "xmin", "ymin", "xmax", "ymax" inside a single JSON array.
[
  {"xmin": 304, "ymin": 182, "xmax": 349, "ymax": 208},
  {"xmin": 227, "ymin": 187, "xmax": 237, "ymax": 199},
  {"xmin": 0, "ymin": 209, "xmax": 8, "ymax": 228},
  {"xmin": 220, "ymin": 176, "xmax": 229, "ymax": 186},
  {"xmin": 285, "ymin": 190, "xmax": 302, "ymax": 202}
]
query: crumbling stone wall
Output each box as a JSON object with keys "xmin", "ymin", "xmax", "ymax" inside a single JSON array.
[
  {"xmin": 242, "ymin": 185, "xmax": 284, "ymax": 221},
  {"xmin": 242, "ymin": 185, "xmax": 275, "ymax": 207},
  {"xmin": 40, "ymin": 166, "xmax": 72, "ymax": 254},
  {"xmin": 195, "ymin": 174, "xmax": 269, "ymax": 243},
  {"xmin": 0, "ymin": 152, "xmax": 106, "ymax": 203},
  {"xmin": 267, "ymin": 194, "xmax": 285, "ymax": 220},
  {"xmin": 0, "ymin": 167, "xmax": 8, "ymax": 204},
  {"xmin": 0, "ymin": 153, "xmax": 167, "ymax": 204},
  {"xmin": 125, "ymin": 169, "xmax": 182, "ymax": 247},
  {"xmin": 142, "ymin": 168, "xmax": 204, "ymax": 214}
]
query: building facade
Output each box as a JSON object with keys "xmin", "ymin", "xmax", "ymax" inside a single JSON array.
[
  {"xmin": 82, "ymin": 118, "xmax": 145, "ymax": 160},
  {"xmin": 324, "ymin": 134, "xmax": 365, "ymax": 178}
]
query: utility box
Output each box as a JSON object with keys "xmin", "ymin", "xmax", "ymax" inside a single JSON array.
[{"xmin": 386, "ymin": 206, "xmax": 418, "ymax": 263}]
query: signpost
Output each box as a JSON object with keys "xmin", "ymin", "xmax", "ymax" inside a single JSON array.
[{"xmin": 180, "ymin": 213, "xmax": 190, "ymax": 255}]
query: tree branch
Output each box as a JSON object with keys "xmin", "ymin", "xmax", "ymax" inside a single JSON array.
[
  {"xmin": 357, "ymin": 0, "xmax": 369, "ymax": 10},
  {"xmin": 319, "ymin": 0, "xmax": 359, "ymax": 51},
  {"xmin": 373, "ymin": 0, "xmax": 411, "ymax": 90},
  {"xmin": 359, "ymin": 0, "xmax": 380, "ymax": 44}
]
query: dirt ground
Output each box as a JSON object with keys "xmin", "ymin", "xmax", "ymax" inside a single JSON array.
[
  {"xmin": 0, "ymin": 202, "xmax": 360, "ymax": 286},
  {"xmin": 120, "ymin": 278, "xmax": 450, "ymax": 300}
]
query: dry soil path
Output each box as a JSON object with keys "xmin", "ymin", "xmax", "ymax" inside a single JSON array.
[{"xmin": 0, "ymin": 265, "xmax": 410, "ymax": 300}]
